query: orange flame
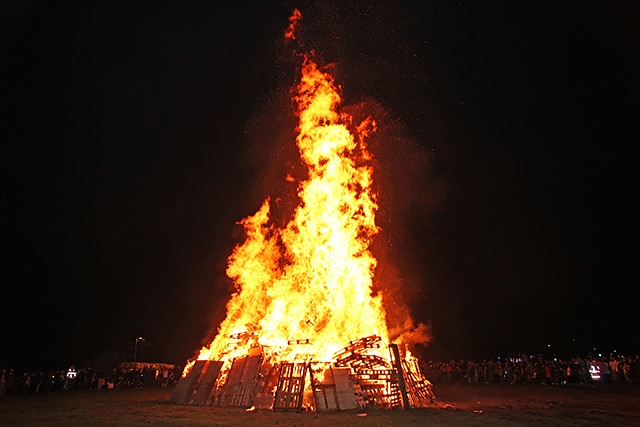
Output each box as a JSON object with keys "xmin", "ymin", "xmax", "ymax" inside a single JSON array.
[
  {"xmin": 284, "ymin": 8, "xmax": 302, "ymax": 40},
  {"xmin": 189, "ymin": 55, "xmax": 390, "ymax": 371}
]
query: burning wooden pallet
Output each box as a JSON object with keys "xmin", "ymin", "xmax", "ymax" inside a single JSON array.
[{"xmin": 171, "ymin": 335, "xmax": 435, "ymax": 410}]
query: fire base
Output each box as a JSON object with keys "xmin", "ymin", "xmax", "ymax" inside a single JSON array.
[{"xmin": 171, "ymin": 336, "xmax": 435, "ymax": 411}]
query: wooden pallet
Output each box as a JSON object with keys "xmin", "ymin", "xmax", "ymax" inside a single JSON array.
[
  {"xmin": 273, "ymin": 362, "xmax": 308, "ymax": 411},
  {"xmin": 170, "ymin": 360, "xmax": 223, "ymax": 405}
]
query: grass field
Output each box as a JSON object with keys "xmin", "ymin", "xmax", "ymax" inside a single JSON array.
[{"xmin": 1, "ymin": 383, "xmax": 639, "ymax": 426}]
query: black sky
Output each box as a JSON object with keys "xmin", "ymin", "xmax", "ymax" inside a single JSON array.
[{"xmin": 1, "ymin": 1, "xmax": 638, "ymax": 370}]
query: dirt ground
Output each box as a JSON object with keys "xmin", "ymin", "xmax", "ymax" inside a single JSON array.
[{"xmin": 1, "ymin": 383, "xmax": 639, "ymax": 426}]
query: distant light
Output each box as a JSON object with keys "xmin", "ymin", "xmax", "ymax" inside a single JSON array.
[
  {"xmin": 66, "ymin": 368, "xmax": 77, "ymax": 379},
  {"xmin": 589, "ymin": 365, "xmax": 601, "ymax": 381}
]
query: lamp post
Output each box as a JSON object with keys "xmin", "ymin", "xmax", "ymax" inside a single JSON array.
[{"xmin": 134, "ymin": 337, "xmax": 144, "ymax": 364}]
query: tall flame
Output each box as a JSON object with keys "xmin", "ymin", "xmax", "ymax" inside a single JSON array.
[{"xmin": 190, "ymin": 52, "xmax": 389, "ymax": 370}]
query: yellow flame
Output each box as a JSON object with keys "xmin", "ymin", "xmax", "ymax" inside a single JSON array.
[{"xmin": 189, "ymin": 55, "xmax": 389, "ymax": 371}]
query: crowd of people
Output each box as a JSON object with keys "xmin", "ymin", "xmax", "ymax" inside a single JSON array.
[
  {"xmin": 2, "ymin": 353, "xmax": 639, "ymax": 396},
  {"xmin": 0, "ymin": 364, "xmax": 182, "ymax": 396},
  {"xmin": 420, "ymin": 353, "xmax": 640, "ymax": 386}
]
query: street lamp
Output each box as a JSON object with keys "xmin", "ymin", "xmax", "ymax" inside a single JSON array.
[{"xmin": 134, "ymin": 337, "xmax": 144, "ymax": 364}]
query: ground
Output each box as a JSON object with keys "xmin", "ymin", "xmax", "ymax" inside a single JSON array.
[{"xmin": 1, "ymin": 383, "xmax": 639, "ymax": 426}]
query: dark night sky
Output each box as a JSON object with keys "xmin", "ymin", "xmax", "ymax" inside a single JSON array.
[{"xmin": 1, "ymin": 1, "xmax": 638, "ymax": 370}]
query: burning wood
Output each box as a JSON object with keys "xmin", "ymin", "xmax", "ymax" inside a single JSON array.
[
  {"xmin": 172, "ymin": 335, "xmax": 434, "ymax": 410},
  {"xmin": 333, "ymin": 335, "xmax": 388, "ymax": 369}
]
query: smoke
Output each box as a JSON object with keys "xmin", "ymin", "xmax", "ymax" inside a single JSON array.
[
  {"xmin": 389, "ymin": 318, "xmax": 433, "ymax": 348},
  {"xmin": 343, "ymin": 99, "xmax": 445, "ymax": 349},
  {"xmin": 241, "ymin": 90, "xmax": 301, "ymax": 226}
]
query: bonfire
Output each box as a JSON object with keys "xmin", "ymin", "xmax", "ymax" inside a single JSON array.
[{"xmin": 172, "ymin": 10, "xmax": 434, "ymax": 411}]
